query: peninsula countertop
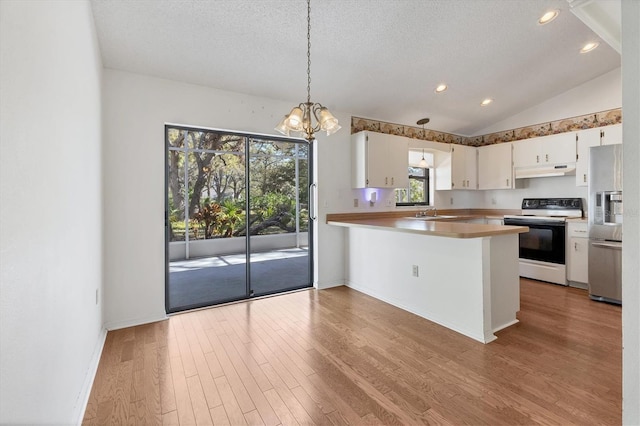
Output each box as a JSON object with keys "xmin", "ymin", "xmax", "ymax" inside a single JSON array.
[{"xmin": 327, "ymin": 217, "xmax": 529, "ymax": 239}]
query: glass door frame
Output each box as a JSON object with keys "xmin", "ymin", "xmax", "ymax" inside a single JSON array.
[{"xmin": 164, "ymin": 124, "xmax": 314, "ymax": 313}]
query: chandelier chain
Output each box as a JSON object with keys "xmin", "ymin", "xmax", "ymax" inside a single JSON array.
[
  {"xmin": 274, "ymin": 0, "xmax": 339, "ymax": 141},
  {"xmin": 306, "ymin": 0, "xmax": 311, "ymax": 105}
]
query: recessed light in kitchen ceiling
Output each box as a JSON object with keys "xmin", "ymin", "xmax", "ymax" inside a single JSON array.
[
  {"xmin": 580, "ymin": 42, "xmax": 599, "ymax": 53},
  {"xmin": 435, "ymin": 84, "xmax": 448, "ymax": 93},
  {"xmin": 480, "ymin": 98, "xmax": 493, "ymax": 106},
  {"xmin": 538, "ymin": 10, "xmax": 559, "ymax": 25}
]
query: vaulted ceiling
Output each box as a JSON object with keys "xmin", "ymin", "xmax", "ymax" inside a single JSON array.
[{"xmin": 90, "ymin": 0, "xmax": 620, "ymax": 136}]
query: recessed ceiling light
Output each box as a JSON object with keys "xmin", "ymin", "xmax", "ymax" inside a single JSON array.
[
  {"xmin": 435, "ymin": 84, "xmax": 448, "ymax": 93},
  {"xmin": 580, "ymin": 42, "xmax": 599, "ymax": 53},
  {"xmin": 481, "ymin": 98, "xmax": 493, "ymax": 106},
  {"xmin": 538, "ymin": 10, "xmax": 559, "ymax": 25}
]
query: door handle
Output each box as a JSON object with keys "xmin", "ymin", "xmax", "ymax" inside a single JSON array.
[
  {"xmin": 309, "ymin": 183, "xmax": 317, "ymax": 221},
  {"xmin": 591, "ymin": 241, "xmax": 622, "ymax": 250}
]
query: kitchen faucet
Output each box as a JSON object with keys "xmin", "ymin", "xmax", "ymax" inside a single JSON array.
[{"xmin": 416, "ymin": 207, "xmax": 437, "ymax": 217}]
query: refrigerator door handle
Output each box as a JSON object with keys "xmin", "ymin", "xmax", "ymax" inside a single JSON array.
[{"xmin": 591, "ymin": 241, "xmax": 622, "ymax": 250}]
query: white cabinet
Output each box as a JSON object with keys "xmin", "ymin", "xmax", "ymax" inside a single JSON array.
[
  {"xmin": 478, "ymin": 143, "xmax": 513, "ymax": 190},
  {"xmin": 486, "ymin": 218, "xmax": 504, "ymax": 225},
  {"xmin": 576, "ymin": 128, "xmax": 601, "ymax": 187},
  {"xmin": 351, "ymin": 131, "xmax": 409, "ymax": 188},
  {"xmin": 576, "ymin": 124, "xmax": 623, "ymax": 186},
  {"xmin": 567, "ymin": 221, "xmax": 589, "ymax": 287},
  {"xmin": 513, "ymin": 133, "xmax": 576, "ymax": 168},
  {"xmin": 600, "ymin": 123, "xmax": 622, "ymax": 145},
  {"xmin": 436, "ymin": 144, "xmax": 477, "ymax": 190}
]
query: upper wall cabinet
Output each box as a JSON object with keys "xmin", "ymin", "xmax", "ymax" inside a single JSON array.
[
  {"xmin": 351, "ymin": 131, "xmax": 409, "ymax": 188},
  {"xmin": 600, "ymin": 123, "xmax": 622, "ymax": 145},
  {"xmin": 478, "ymin": 143, "xmax": 513, "ymax": 190},
  {"xmin": 435, "ymin": 144, "xmax": 477, "ymax": 190},
  {"xmin": 576, "ymin": 124, "xmax": 623, "ymax": 186},
  {"xmin": 576, "ymin": 128, "xmax": 601, "ymax": 186},
  {"xmin": 513, "ymin": 132, "xmax": 577, "ymax": 169}
]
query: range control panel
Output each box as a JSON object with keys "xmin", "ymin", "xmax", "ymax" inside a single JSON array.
[{"xmin": 522, "ymin": 198, "xmax": 583, "ymax": 211}]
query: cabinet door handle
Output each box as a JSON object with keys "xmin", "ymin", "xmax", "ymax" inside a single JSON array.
[
  {"xmin": 574, "ymin": 242, "xmax": 578, "ymax": 251},
  {"xmin": 583, "ymin": 174, "xmax": 587, "ymax": 183},
  {"xmin": 546, "ymin": 154, "xmax": 549, "ymax": 162},
  {"xmin": 506, "ymin": 178, "xmax": 509, "ymax": 187},
  {"xmin": 385, "ymin": 177, "xmax": 388, "ymax": 185},
  {"xmin": 391, "ymin": 177, "xmax": 394, "ymax": 185},
  {"xmin": 536, "ymin": 155, "xmax": 539, "ymax": 163},
  {"xmin": 466, "ymin": 179, "xmax": 469, "ymax": 187}
]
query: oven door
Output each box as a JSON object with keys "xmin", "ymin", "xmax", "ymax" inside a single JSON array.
[{"xmin": 504, "ymin": 218, "xmax": 566, "ymax": 264}]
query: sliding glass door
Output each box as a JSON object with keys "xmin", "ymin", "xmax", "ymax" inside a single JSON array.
[
  {"xmin": 165, "ymin": 126, "xmax": 312, "ymax": 313},
  {"xmin": 248, "ymin": 138, "xmax": 311, "ymax": 297}
]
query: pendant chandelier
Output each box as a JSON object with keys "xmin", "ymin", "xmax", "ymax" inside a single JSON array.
[
  {"xmin": 417, "ymin": 118, "xmax": 430, "ymax": 168},
  {"xmin": 275, "ymin": 0, "xmax": 341, "ymax": 142}
]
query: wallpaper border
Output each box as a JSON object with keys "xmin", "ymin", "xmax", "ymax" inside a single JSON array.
[{"xmin": 351, "ymin": 108, "xmax": 622, "ymax": 146}]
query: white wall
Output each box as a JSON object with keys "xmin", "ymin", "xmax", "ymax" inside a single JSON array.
[
  {"xmin": 0, "ymin": 1, "xmax": 105, "ymax": 424},
  {"xmin": 621, "ymin": 0, "xmax": 640, "ymax": 423},
  {"xmin": 478, "ymin": 67, "xmax": 621, "ymax": 135}
]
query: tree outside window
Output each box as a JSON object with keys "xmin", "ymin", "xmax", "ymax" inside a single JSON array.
[{"xmin": 396, "ymin": 166, "xmax": 429, "ymax": 206}]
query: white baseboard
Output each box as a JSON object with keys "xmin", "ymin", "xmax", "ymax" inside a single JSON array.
[
  {"xmin": 105, "ymin": 313, "xmax": 168, "ymax": 331},
  {"xmin": 314, "ymin": 280, "xmax": 345, "ymax": 290},
  {"xmin": 73, "ymin": 327, "xmax": 107, "ymax": 425},
  {"xmin": 493, "ymin": 318, "xmax": 520, "ymax": 333},
  {"xmin": 345, "ymin": 281, "xmax": 492, "ymax": 344}
]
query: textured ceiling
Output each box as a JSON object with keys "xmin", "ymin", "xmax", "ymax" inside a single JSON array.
[{"xmin": 90, "ymin": 0, "xmax": 620, "ymax": 136}]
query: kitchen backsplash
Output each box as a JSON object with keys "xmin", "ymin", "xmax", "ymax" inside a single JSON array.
[{"xmin": 351, "ymin": 107, "xmax": 622, "ymax": 147}]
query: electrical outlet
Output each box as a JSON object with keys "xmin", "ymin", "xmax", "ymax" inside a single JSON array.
[
  {"xmin": 412, "ymin": 265, "xmax": 419, "ymax": 277},
  {"xmin": 450, "ymin": 197, "xmax": 454, "ymax": 205},
  {"xmin": 353, "ymin": 198, "xmax": 359, "ymax": 207},
  {"xmin": 491, "ymin": 197, "xmax": 497, "ymax": 205},
  {"xmin": 386, "ymin": 199, "xmax": 393, "ymax": 207}
]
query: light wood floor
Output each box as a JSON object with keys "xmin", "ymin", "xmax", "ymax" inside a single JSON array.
[{"xmin": 83, "ymin": 279, "xmax": 621, "ymax": 425}]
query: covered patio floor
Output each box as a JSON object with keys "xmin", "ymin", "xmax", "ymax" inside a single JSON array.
[{"xmin": 168, "ymin": 247, "xmax": 310, "ymax": 312}]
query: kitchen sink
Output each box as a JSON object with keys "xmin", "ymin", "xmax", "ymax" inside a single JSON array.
[{"xmin": 404, "ymin": 215, "xmax": 458, "ymax": 220}]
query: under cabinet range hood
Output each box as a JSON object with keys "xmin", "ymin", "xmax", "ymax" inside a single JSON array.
[{"xmin": 515, "ymin": 164, "xmax": 576, "ymax": 179}]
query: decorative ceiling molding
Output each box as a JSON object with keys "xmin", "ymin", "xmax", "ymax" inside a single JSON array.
[{"xmin": 567, "ymin": 0, "xmax": 621, "ymax": 54}]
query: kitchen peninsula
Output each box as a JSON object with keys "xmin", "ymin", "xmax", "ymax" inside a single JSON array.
[{"xmin": 327, "ymin": 214, "xmax": 528, "ymax": 343}]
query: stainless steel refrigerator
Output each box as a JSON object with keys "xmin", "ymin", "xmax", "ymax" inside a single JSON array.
[{"xmin": 588, "ymin": 144, "xmax": 623, "ymax": 304}]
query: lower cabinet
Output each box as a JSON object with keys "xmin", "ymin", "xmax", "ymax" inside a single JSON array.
[{"xmin": 567, "ymin": 221, "xmax": 589, "ymax": 288}]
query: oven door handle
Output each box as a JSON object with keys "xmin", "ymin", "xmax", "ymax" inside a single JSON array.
[
  {"xmin": 591, "ymin": 241, "xmax": 622, "ymax": 250},
  {"xmin": 504, "ymin": 219, "xmax": 565, "ymax": 227}
]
